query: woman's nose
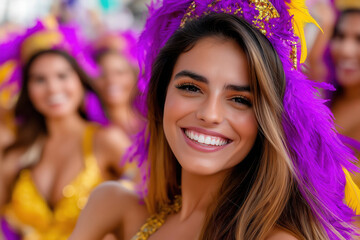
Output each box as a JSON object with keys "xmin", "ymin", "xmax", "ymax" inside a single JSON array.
[
  {"xmin": 195, "ymin": 96, "xmax": 223, "ymax": 125},
  {"xmin": 340, "ymin": 38, "xmax": 358, "ymax": 58},
  {"xmin": 48, "ymin": 80, "xmax": 59, "ymax": 92}
]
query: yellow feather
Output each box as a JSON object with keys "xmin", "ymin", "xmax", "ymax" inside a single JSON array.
[
  {"xmin": 42, "ymin": 15, "xmax": 59, "ymax": 30},
  {"xmin": 343, "ymin": 168, "xmax": 360, "ymax": 215},
  {"xmin": 0, "ymin": 60, "xmax": 16, "ymax": 85},
  {"xmin": 0, "ymin": 60, "xmax": 17, "ymax": 108},
  {"xmin": 286, "ymin": 0, "xmax": 322, "ymax": 63}
]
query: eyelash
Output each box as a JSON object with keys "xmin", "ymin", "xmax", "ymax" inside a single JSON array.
[
  {"xmin": 58, "ymin": 73, "xmax": 68, "ymax": 79},
  {"xmin": 175, "ymin": 83, "xmax": 202, "ymax": 93},
  {"xmin": 230, "ymin": 96, "xmax": 252, "ymax": 107},
  {"xmin": 32, "ymin": 77, "xmax": 45, "ymax": 84}
]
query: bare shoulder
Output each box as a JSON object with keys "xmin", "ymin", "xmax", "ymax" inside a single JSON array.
[
  {"xmin": 1, "ymin": 149, "xmax": 24, "ymax": 181},
  {"xmin": 70, "ymin": 181, "xmax": 148, "ymax": 240},
  {"xmin": 0, "ymin": 149, "xmax": 23, "ymax": 209},
  {"xmin": 89, "ymin": 180, "xmax": 145, "ymax": 212},
  {"xmin": 266, "ymin": 227, "xmax": 299, "ymax": 240}
]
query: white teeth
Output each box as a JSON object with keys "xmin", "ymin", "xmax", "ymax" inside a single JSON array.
[
  {"xmin": 48, "ymin": 94, "xmax": 67, "ymax": 105},
  {"xmin": 198, "ymin": 135, "xmax": 205, "ymax": 143},
  {"xmin": 338, "ymin": 61, "xmax": 358, "ymax": 70},
  {"xmin": 184, "ymin": 129, "xmax": 229, "ymax": 146},
  {"xmin": 194, "ymin": 134, "xmax": 199, "ymax": 141},
  {"xmin": 205, "ymin": 136, "xmax": 211, "ymax": 145}
]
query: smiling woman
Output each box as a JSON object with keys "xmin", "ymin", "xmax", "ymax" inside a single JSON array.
[
  {"xmin": 163, "ymin": 37, "xmax": 258, "ymax": 176},
  {"xmin": 27, "ymin": 53, "xmax": 86, "ymax": 119},
  {"xmin": 330, "ymin": 9, "xmax": 360, "ymax": 149},
  {"xmin": 0, "ymin": 49, "xmax": 131, "ymax": 240},
  {"xmin": 142, "ymin": 15, "xmax": 296, "ymax": 239},
  {"xmin": 94, "ymin": 49, "xmax": 142, "ymax": 136},
  {"xmin": 69, "ymin": 1, "xmax": 358, "ymax": 240}
]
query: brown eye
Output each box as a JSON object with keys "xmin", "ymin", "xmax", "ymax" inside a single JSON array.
[
  {"xmin": 31, "ymin": 76, "xmax": 46, "ymax": 84},
  {"xmin": 356, "ymin": 35, "xmax": 360, "ymax": 43},
  {"xmin": 175, "ymin": 83, "xmax": 202, "ymax": 93},
  {"xmin": 58, "ymin": 73, "xmax": 68, "ymax": 80},
  {"xmin": 334, "ymin": 33, "xmax": 345, "ymax": 41},
  {"xmin": 230, "ymin": 96, "xmax": 252, "ymax": 107}
]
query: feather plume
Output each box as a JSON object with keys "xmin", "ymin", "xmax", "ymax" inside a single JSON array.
[
  {"xmin": 286, "ymin": 0, "xmax": 322, "ymax": 63},
  {"xmin": 343, "ymin": 168, "xmax": 360, "ymax": 215},
  {"xmin": 0, "ymin": 60, "xmax": 16, "ymax": 85}
]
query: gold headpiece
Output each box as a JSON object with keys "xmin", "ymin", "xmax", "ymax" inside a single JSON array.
[
  {"xmin": 335, "ymin": 0, "xmax": 360, "ymax": 10},
  {"xmin": 181, "ymin": 0, "xmax": 279, "ymax": 36},
  {"xmin": 21, "ymin": 15, "xmax": 63, "ymax": 62},
  {"xmin": 180, "ymin": 0, "xmax": 320, "ymax": 69}
]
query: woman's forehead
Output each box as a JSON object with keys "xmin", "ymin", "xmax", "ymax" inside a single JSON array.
[
  {"xmin": 30, "ymin": 54, "xmax": 71, "ymax": 72},
  {"xmin": 172, "ymin": 37, "xmax": 250, "ymax": 86},
  {"xmin": 338, "ymin": 13, "xmax": 360, "ymax": 34}
]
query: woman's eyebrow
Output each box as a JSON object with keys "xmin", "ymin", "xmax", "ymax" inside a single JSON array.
[
  {"xmin": 225, "ymin": 84, "xmax": 251, "ymax": 92},
  {"xmin": 28, "ymin": 73, "xmax": 42, "ymax": 79},
  {"xmin": 174, "ymin": 70, "xmax": 250, "ymax": 92},
  {"xmin": 174, "ymin": 70, "xmax": 208, "ymax": 83}
]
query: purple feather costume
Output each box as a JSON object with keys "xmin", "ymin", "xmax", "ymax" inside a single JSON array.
[
  {"xmin": 0, "ymin": 18, "xmax": 97, "ymax": 93},
  {"xmin": 128, "ymin": 0, "xmax": 358, "ymax": 239}
]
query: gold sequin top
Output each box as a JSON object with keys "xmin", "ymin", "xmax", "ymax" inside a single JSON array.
[
  {"xmin": 4, "ymin": 124, "xmax": 103, "ymax": 240},
  {"xmin": 131, "ymin": 195, "xmax": 182, "ymax": 240}
]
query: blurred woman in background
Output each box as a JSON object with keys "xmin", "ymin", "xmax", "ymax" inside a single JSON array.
[
  {"xmin": 91, "ymin": 32, "xmax": 143, "ymax": 138},
  {"xmin": 0, "ymin": 49, "xmax": 130, "ymax": 240},
  {"xmin": 305, "ymin": 2, "xmax": 360, "ymax": 156},
  {"xmin": 329, "ymin": 8, "xmax": 360, "ymax": 157},
  {"xmin": 305, "ymin": 2, "xmax": 360, "ymax": 228}
]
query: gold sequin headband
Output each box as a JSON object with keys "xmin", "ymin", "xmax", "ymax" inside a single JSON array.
[
  {"xmin": 180, "ymin": 0, "xmax": 320, "ymax": 69},
  {"xmin": 336, "ymin": 0, "xmax": 360, "ymax": 10}
]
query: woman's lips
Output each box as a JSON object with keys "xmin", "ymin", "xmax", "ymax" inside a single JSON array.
[{"xmin": 181, "ymin": 128, "xmax": 232, "ymax": 153}]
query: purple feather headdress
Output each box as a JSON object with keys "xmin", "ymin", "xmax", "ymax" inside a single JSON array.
[
  {"xmin": 89, "ymin": 30, "xmax": 139, "ymax": 67},
  {"xmin": 0, "ymin": 16, "xmax": 103, "ymax": 131},
  {"xmin": 129, "ymin": 0, "xmax": 358, "ymax": 239},
  {"xmin": 0, "ymin": 16, "xmax": 97, "ymax": 93}
]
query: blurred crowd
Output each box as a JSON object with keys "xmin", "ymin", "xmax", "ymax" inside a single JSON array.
[{"xmin": 0, "ymin": 0, "xmax": 359, "ymax": 239}]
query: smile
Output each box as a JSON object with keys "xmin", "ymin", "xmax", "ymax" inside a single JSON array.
[
  {"xmin": 48, "ymin": 93, "xmax": 67, "ymax": 105},
  {"xmin": 337, "ymin": 61, "xmax": 359, "ymax": 71},
  {"xmin": 183, "ymin": 128, "xmax": 231, "ymax": 147}
]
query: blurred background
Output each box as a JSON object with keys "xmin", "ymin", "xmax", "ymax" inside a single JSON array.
[{"xmin": 0, "ymin": 0, "xmax": 150, "ymax": 40}]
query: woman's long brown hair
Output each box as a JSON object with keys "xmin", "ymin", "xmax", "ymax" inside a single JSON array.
[{"xmin": 145, "ymin": 13, "xmax": 328, "ymax": 239}]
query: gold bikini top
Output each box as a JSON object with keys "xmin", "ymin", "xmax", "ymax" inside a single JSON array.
[{"xmin": 4, "ymin": 124, "xmax": 103, "ymax": 240}]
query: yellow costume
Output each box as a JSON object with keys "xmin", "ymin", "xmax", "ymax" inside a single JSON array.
[{"xmin": 4, "ymin": 124, "xmax": 102, "ymax": 240}]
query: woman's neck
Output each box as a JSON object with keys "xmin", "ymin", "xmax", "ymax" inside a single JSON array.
[
  {"xmin": 107, "ymin": 103, "xmax": 133, "ymax": 124},
  {"xmin": 179, "ymin": 169, "xmax": 228, "ymax": 221},
  {"xmin": 106, "ymin": 103, "xmax": 140, "ymax": 135},
  {"xmin": 45, "ymin": 114, "xmax": 87, "ymax": 139},
  {"xmin": 341, "ymin": 85, "xmax": 360, "ymax": 102}
]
